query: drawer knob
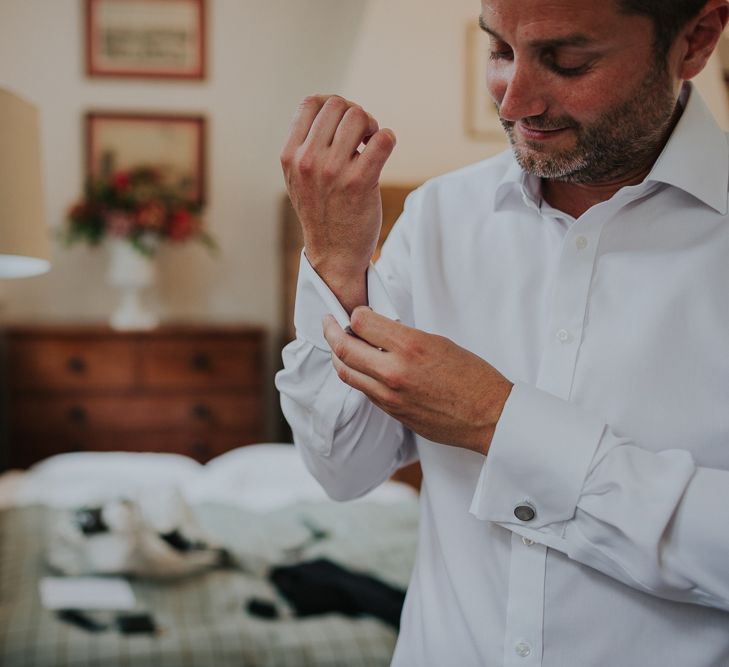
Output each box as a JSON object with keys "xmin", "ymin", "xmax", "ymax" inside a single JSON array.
[
  {"xmin": 67, "ymin": 356, "xmax": 87, "ymax": 374},
  {"xmin": 68, "ymin": 405, "xmax": 88, "ymax": 424},
  {"xmin": 190, "ymin": 353, "xmax": 211, "ymax": 372},
  {"xmin": 192, "ymin": 403, "xmax": 212, "ymax": 420}
]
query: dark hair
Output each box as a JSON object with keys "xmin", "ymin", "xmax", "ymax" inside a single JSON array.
[{"xmin": 618, "ymin": 0, "xmax": 707, "ymax": 58}]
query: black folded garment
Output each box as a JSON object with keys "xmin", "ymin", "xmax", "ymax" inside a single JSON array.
[{"xmin": 269, "ymin": 558, "xmax": 406, "ymax": 629}]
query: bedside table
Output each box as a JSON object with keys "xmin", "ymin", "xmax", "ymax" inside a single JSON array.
[{"xmin": 2, "ymin": 324, "xmax": 266, "ymax": 468}]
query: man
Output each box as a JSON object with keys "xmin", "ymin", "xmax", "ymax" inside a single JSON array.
[{"xmin": 276, "ymin": 0, "xmax": 729, "ymax": 664}]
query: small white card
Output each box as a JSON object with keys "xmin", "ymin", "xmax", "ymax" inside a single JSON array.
[{"xmin": 39, "ymin": 577, "xmax": 137, "ymax": 611}]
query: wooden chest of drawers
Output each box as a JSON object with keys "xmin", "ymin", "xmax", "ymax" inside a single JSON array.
[{"xmin": 1, "ymin": 324, "xmax": 266, "ymax": 468}]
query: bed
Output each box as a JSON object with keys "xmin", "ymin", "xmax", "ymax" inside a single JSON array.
[{"xmin": 0, "ymin": 443, "xmax": 419, "ymax": 666}]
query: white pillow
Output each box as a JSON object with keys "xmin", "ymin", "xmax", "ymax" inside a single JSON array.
[
  {"xmin": 14, "ymin": 451, "xmax": 202, "ymax": 508},
  {"xmin": 187, "ymin": 443, "xmax": 418, "ymax": 511}
]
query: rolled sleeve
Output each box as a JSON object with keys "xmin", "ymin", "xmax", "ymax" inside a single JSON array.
[{"xmin": 469, "ymin": 382, "xmax": 606, "ymax": 531}]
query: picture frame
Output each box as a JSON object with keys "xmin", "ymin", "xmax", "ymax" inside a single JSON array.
[
  {"xmin": 719, "ymin": 30, "xmax": 729, "ymax": 86},
  {"xmin": 85, "ymin": 0, "xmax": 206, "ymax": 80},
  {"xmin": 85, "ymin": 112, "xmax": 207, "ymax": 204},
  {"xmin": 464, "ymin": 21, "xmax": 503, "ymax": 141}
]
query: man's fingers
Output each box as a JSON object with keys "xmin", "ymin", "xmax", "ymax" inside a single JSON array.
[
  {"xmin": 282, "ymin": 95, "xmax": 387, "ymax": 186},
  {"xmin": 348, "ymin": 305, "xmax": 406, "ymax": 352},
  {"xmin": 330, "ymin": 351, "xmax": 384, "ymax": 398},
  {"xmin": 323, "ymin": 314, "xmax": 390, "ymax": 382},
  {"xmin": 331, "ymin": 106, "xmax": 380, "ymax": 158},
  {"xmin": 282, "ymin": 95, "xmax": 328, "ymax": 158},
  {"xmin": 357, "ymin": 128, "xmax": 397, "ymax": 175},
  {"xmin": 305, "ymin": 96, "xmax": 353, "ymax": 147}
]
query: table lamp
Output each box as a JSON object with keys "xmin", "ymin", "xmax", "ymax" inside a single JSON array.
[{"xmin": 0, "ymin": 87, "xmax": 51, "ymax": 278}]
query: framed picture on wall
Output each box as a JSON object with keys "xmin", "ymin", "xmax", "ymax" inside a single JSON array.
[
  {"xmin": 464, "ymin": 21, "xmax": 503, "ymax": 141},
  {"xmin": 86, "ymin": 112, "xmax": 207, "ymax": 204},
  {"xmin": 85, "ymin": 0, "xmax": 206, "ymax": 79},
  {"xmin": 719, "ymin": 30, "xmax": 729, "ymax": 86}
]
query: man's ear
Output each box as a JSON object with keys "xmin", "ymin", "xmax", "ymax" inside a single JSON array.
[{"xmin": 675, "ymin": 0, "xmax": 729, "ymax": 80}]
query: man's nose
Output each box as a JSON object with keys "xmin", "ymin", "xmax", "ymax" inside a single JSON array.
[{"xmin": 493, "ymin": 61, "xmax": 548, "ymax": 122}]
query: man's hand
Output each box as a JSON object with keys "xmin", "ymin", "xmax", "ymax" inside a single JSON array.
[
  {"xmin": 323, "ymin": 307, "xmax": 514, "ymax": 455},
  {"xmin": 280, "ymin": 95, "xmax": 397, "ymax": 314}
]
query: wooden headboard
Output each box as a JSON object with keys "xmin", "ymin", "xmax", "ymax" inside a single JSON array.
[{"xmin": 280, "ymin": 185, "xmax": 423, "ymax": 490}]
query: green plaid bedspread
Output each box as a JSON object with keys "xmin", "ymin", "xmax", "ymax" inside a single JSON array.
[{"xmin": 0, "ymin": 500, "xmax": 419, "ymax": 667}]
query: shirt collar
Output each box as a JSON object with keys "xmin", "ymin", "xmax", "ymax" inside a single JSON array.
[
  {"xmin": 493, "ymin": 155, "xmax": 542, "ymax": 213},
  {"xmin": 646, "ymin": 82, "xmax": 728, "ymax": 215},
  {"xmin": 493, "ymin": 82, "xmax": 729, "ymax": 216}
]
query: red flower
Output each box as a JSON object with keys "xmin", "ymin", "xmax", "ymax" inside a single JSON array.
[
  {"xmin": 168, "ymin": 208, "xmax": 198, "ymax": 242},
  {"xmin": 111, "ymin": 171, "xmax": 131, "ymax": 192}
]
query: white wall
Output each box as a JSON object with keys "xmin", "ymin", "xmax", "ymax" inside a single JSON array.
[
  {"xmin": 0, "ymin": 0, "xmax": 368, "ymax": 327},
  {"xmin": 339, "ymin": 0, "xmax": 508, "ymax": 183}
]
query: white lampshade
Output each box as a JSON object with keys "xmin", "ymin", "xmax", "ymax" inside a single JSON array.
[{"xmin": 0, "ymin": 87, "xmax": 51, "ymax": 278}]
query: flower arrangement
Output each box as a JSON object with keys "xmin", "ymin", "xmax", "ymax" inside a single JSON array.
[{"xmin": 63, "ymin": 167, "xmax": 216, "ymax": 257}]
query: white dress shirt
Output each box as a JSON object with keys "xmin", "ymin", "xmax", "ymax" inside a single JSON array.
[{"xmin": 275, "ymin": 83, "xmax": 729, "ymax": 666}]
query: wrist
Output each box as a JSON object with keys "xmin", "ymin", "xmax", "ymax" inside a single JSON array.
[
  {"xmin": 479, "ymin": 378, "xmax": 514, "ymax": 456},
  {"xmin": 305, "ymin": 249, "xmax": 369, "ymax": 280},
  {"xmin": 304, "ymin": 249, "xmax": 369, "ymax": 314}
]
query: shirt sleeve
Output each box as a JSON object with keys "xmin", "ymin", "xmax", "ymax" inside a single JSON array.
[
  {"xmin": 469, "ymin": 381, "xmax": 729, "ymax": 612},
  {"xmin": 275, "ymin": 200, "xmax": 419, "ymax": 501}
]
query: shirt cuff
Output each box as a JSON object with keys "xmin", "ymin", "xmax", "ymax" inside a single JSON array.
[
  {"xmin": 469, "ymin": 382, "xmax": 607, "ymax": 531},
  {"xmin": 293, "ymin": 250, "xmax": 400, "ymax": 350}
]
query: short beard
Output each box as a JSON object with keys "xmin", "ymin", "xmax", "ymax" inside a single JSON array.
[{"xmin": 499, "ymin": 63, "xmax": 678, "ymax": 185}]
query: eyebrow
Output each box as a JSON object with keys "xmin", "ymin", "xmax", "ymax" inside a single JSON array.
[{"xmin": 478, "ymin": 15, "xmax": 595, "ymax": 50}]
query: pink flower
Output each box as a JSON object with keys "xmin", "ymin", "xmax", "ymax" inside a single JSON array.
[{"xmin": 105, "ymin": 210, "xmax": 135, "ymax": 237}]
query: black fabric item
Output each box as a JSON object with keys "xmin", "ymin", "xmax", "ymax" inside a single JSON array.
[
  {"xmin": 159, "ymin": 528, "xmax": 207, "ymax": 552},
  {"xmin": 269, "ymin": 558, "xmax": 405, "ymax": 629},
  {"xmin": 74, "ymin": 507, "xmax": 108, "ymax": 535},
  {"xmin": 56, "ymin": 609, "xmax": 108, "ymax": 632},
  {"xmin": 116, "ymin": 613, "xmax": 157, "ymax": 635},
  {"xmin": 246, "ymin": 598, "xmax": 279, "ymax": 619}
]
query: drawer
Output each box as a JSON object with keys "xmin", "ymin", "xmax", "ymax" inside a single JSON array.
[
  {"xmin": 11, "ymin": 393, "xmax": 264, "ymax": 433},
  {"xmin": 8, "ymin": 430, "xmax": 262, "ymax": 468},
  {"xmin": 139, "ymin": 338, "xmax": 263, "ymax": 390},
  {"xmin": 8, "ymin": 338, "xmax": 136, "ymax": 391}
]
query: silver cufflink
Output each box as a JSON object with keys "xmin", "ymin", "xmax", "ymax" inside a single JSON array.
[{"xmin": 514, "ymin": 503, "xmax": 536, "ymax": 522}]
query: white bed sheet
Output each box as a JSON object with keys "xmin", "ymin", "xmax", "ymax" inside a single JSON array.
[{"xmin": 0, "ymin": 443, "xmax": 418, "ymax": 511}]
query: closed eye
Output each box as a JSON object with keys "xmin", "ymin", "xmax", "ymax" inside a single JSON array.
[
  {"xmin": 541, "ymin": 50, "xmax": 595, "ymax": 77},
  {"xmin": 489, "ymin": 49, "xmax": 513, "ymax": 62}
]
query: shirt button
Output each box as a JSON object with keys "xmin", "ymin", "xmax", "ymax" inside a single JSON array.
[
  {"xmin": 556, "ymin": 328, "xmax": 570, "ymax": 343},
  {"xmin": 514, "ymin": 504, "xmax": 536, "ymax": 522},
  {"xmin": 521, "ymin": 536, "xmax": 535, "ymax": 546},
  {"xmin": 515, "ymin": 642, "xmax": 532, "ymax": 658},
  {"xmin": 575, "ymin": 235, "xmax": 588, "ymax": 250}
]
